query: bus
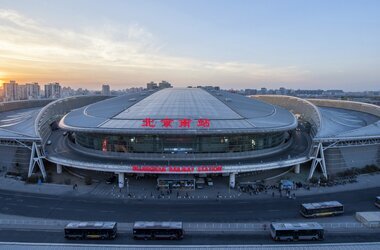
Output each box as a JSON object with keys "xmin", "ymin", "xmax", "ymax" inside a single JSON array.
[
  {"xmin": 300, "ymin": 201, "xmax": 344, "ymax": 218},
  {"xmin": 133, "ymin": 221, "xmax": 184, "ymax": 240},
  {"xmin": 375, "ymin": 196, "xmax": 380, "ymax": 208},
  {"xmin": 64, "ymin": 222, "xmax": 117, "ymax": 240},
  {"xmin": 270, "ymin": 222, "xmax": 324, "ymax": 241}
]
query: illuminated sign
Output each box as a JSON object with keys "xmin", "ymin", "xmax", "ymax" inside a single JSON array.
[
  {"xmin": 141, "ymin": 118, "xmax": 210, "ymax": 128},
  {"xmin": 132, "ymin": 165, "xmax": 222, "ymax": 173}
]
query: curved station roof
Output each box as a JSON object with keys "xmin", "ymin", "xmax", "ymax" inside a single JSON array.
[
  {"xmin": 0, "ymin": 107, "xmax": 42, "ymax": 140},
  {"xmin": 317, "ymin": 106, "xmax": 380, "ymax": 139},
  {"xmin": 60, "ymin": 88, "xmax": 297, "ymax": 135}
]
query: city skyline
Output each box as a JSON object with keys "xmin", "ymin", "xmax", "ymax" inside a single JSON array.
[{"xmin": 0, "ymin": 0, "xmax": 379, "ymax": 91}]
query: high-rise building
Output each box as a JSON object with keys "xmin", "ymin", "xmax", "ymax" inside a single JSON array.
[
  {"xmin": 26, "ymin": 83, "xmax": 40, "ymax": 99},
  {"xmin": 147, "ymin": 81, "xmax": 158, "ymax": 90},
  {"xmin": 101, "ymin": 84, "xmax": 111, "ymax": 95},
  {"xmin": 17, "ymin": 84, "xmax": 27, "ymax": 100},
  {"xmin": 158, "ymin": 81, "xmax": 172, "ymax": 89},
  {"xmin": 44, "ymin": 82, "xmax": 61, "ymax": 99},
  {"xmin": 4, "ymin": 80, "xmax": 18, "ymax": 101}
]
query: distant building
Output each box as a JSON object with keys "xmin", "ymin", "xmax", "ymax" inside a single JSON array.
[
  {"xmin": 17, "ymin": 84, "xmax": 27, "ymax": 100},
  {"xmin": 147, "ymin": 81, "xmax": 158, "ymax": 90},
  {"xmin": 4, "ymin": 80, "xmax": 18, "ymax": 101},
  {"xmin": 158, "ymin": 81, "xmax": 172, "ymax": 89},
  {"xmin": 101, "ymin": 84, "xmax": 111, "ymax": 95},
  {"xmin": 244, "ymin": 89, "xmax": 257, "ymax": 96},
  {"xmin": 61, "ymin": 87, "xmax": 75, "ymax": 97},
  {"xmin": 260, "ymin": 88, "xmax": 267, "ymax": 95},
  {"xmin": 44, "ymin": 82, "xmax": 61, "ymax": 99},
  {"xmin": 26, "ymin": 83, "xmax": 40, "ymax": 99}
]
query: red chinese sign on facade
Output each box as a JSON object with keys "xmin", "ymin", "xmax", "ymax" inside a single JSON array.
[
  {"xmin": 197, "ymin": 119, "xmax": 210, "ymax": 128},
  {"xmin": 142, "ymin": 118, "xmax": 155, "ymax": 128},
  {"xmin": 179, "ymin": 118, "xmax": 192, "ymax": 128},
  {"xmin": 161, "ymin": 118, "xmax": 174, "ymax": 128},
  {"xmin": 141, "ymin": 118, "xmax": 210, "ymax": 128},
  {"xmin": 132, "ymin": 165, "xmax": 222, "ymax": 173}
]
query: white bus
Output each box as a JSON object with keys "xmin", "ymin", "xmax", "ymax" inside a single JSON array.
[
  {"xmin": 133, "ymin": 221, "xmax": 184, "ymax": 240},
  {"xmin": 270, "ymin": 222, "xmax": 324, "ymax": 241},
  {"xmin": 64, "ymin": 222, "xmax": 117, "ymax": 240},
  {"xmin": 300, "ymin": 201, "xmax": 344, "ymax": 218}
]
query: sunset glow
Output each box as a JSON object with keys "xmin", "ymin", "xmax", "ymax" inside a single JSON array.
[{"xmin": 0, "ymin": 1, "xmax": 379, "ymax": 90}]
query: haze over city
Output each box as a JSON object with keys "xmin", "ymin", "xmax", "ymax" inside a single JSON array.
[{"xmin": 0, "ymin": 0, "xmax": 379, "ymax": 91}]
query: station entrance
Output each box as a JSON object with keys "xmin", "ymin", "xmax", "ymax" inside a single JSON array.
[{"xmin": 157, "ymin": 175, "xmax": 195, "ymax": 190}]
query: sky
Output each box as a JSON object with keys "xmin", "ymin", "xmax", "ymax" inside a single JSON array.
[{"xmin": 0, "ymin": 0, "xmax": 379, "ymax": 91}]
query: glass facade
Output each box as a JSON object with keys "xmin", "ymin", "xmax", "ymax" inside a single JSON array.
[{"xmin": 75, "ymin": 132, "xmax": 286, "ymax": 154}]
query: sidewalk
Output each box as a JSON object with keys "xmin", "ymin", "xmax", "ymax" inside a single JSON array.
[{"xmin": 0, "ymin": 172, "xmax": 379, "ymax": 201}]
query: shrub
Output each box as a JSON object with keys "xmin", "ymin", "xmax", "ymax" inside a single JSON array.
[
  {"xmin": 337, "ymin": 168, "xmax": 358, "ymax": 178},
  {"xmin": 320, "ymin": 176, "xmax": 328, "ymax": 183},
  {"xmin": 361, "ymin": 165, "xmax": 380, "ymax": 174},
  {"xmin": 26, "ymin": 175, "xmax": 39, "ymax": 184},
  {"xmin": 84, "ymin": 176, "xmax": 92, "ymax": 185},
  {"xmin": 328, "ymin": 174, "xmax": 336, "ymax": 182},
  {"xmin": 309, "ymin": 177, "xmax": 318, "ymax": 184},
  {"xmin": 21, "ymin": 172, "xmax": 28, "ymax": 181},
  {"xmin": 6, "ymin": 171, "xmax": 20, "ymax": 177}
]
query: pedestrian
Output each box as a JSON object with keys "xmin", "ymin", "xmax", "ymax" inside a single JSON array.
[
  {"xmin": 272, "ymin": 192, "xmax": 275, "ymax": 198},
  {"xmin": 293, "ymin": 193, "xmax": 296, "ymax": 199}
]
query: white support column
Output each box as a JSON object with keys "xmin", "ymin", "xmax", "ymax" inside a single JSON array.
[
  {"xmin": 229, "ymin": 173, "xmax": 236, "ymax": 188},
  {"xmin": 56, "ymin": 164, "xmax": 62, "ymax": 174},
  {"xmin": 28, "ymin": 142, "xmax": 47, "ymax": 179},
  {"xmin": 294, "ymin": 164, "xmax": 300, "ymax": 174},
  {"xmin": 308, "ymin": 142, "xmax": 328, "ymax": 180},
  {"xmin": 118, "ymin": 172, "xmax": 125, "ymax": 188}
]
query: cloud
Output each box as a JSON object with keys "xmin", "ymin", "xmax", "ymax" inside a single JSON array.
[{"xmin": 0, "ymin": 9, "xmax": 309, "ymax": 88}]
